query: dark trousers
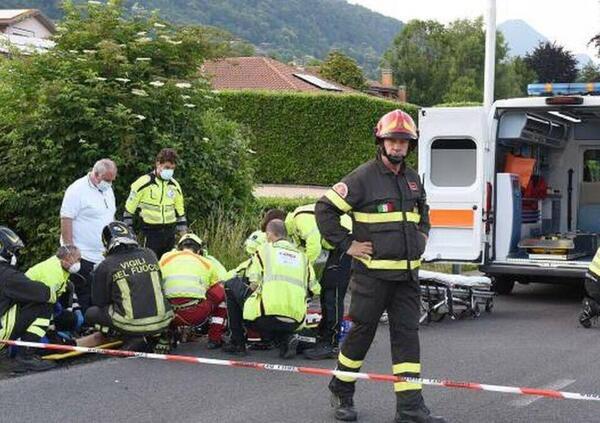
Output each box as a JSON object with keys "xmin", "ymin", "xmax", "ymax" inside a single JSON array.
[
  {"xmin": 224, "ymin": 277, "xmax": 300, "ymax": 344},
  {"xmin": 143, "ymin": 226, "xmax": 176, "ymax": 260},
  {"xmin": 330, "ymin": 272, "xmax": 423, "ymax": 407},
  {"xmin": 585, "ymin": 276, "xmax": 600, "ymax": 303},
  {"xmin": 4, "ymin": 302, "xmax": 53, "ymax": 343},
  {"xmin": 319, "ymin": 249, "xmax": 351, "ymax": 345},
  {"xmin": 73, "ymin": 259, "xmax": 95, "ymax": 313}
]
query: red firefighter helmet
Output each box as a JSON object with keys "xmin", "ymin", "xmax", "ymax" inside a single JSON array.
[{"xmin": 374, "ymin": 109, "xmax": 418, "ymax": 143}]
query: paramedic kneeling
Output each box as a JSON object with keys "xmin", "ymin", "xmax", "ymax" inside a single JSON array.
[{"xmin": 222, "ymin": 219, "xmax": 319, "ymax": 358}]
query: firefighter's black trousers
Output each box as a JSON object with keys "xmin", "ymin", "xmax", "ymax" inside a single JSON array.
[
  {"xmin": 319, "ymin": 249, "xmax": 351, "ymax": 345},
  {"xmin": 1, "ymin": 302, "xmax": 53, "ymax": 344},
  {"xmin": 329, "ymin": 272, "xmax": 423, "ymax": 405}
]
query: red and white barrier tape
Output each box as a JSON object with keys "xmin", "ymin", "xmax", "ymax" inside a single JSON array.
[{"xmin": 2, "ymin": 339, "xmax": 599, "ymax": 402}]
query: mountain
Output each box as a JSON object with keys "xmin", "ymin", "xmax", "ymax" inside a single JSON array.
[
  {"xmin": 576, "ymin": 53, "xmax": 594, "ymax": 69},
  {"xmin": 498, "ymin": 19, "xmax": 548, "ymax": 57},
  {"xmin": 0, "ymin": 0, "xmax": 403, "ymax": 76}
]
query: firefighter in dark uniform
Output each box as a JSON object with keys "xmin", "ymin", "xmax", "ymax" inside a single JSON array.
[
  {"xmin": 579, "ymin": 247, "xmax": 600, "ymax": 327},
  {"xmin": 86, "ymin": 222, "xmax": 173, "ymax": 350},
  {"xmin": 123, "ymin": 148, "xmax": 187, "ymax": 259},
  {"xmin": 315, "ymin": 110, "xmax": 446, "ymax": 423},
  {"xmin": 0, "ymin": 227, "xmax": 58, "ymax": 372}
]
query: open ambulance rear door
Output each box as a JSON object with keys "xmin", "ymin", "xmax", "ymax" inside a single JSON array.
[{"xmin": 418, "ymin": 107, "xmax": 488, "ymax": 262}]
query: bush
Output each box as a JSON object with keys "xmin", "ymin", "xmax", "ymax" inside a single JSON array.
[
  {"xmin": 0, "ymin": 1, "xmax": 254, "ymax": 266},
  {"xmin": 217, "ymin": 91, "xmax": 419, "ymax": 186},
  {"xmin": 256, "ymin": 196, "xmax": 320, "ymax": 213}
]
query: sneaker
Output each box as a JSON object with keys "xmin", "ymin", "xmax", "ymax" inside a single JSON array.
[
  {"xmin": 280, "ymin": 334, "xmax": 300, "ymax": 359},
  {"xmin": 330, "ymin": 392, "xmax": 358, "ymax": 421},
  {"xmin": 579, "ymin": 298, "xmax": 599, "ymax": 328},
  {"xmin": 13, "ymin": 349, "xmax": 57, "ymax": 373},
  {"xmin": 303, "ymin": 342, "xmax": 338, "ymax": 360},
  {"xmin": 222, "ymin": 341, "xmax": 247, "ymax": 356}
]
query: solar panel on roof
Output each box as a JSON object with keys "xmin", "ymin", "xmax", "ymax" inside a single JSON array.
[{"xmin": 293, "ymin": 73, "xmax": 342, "ymax": 91}]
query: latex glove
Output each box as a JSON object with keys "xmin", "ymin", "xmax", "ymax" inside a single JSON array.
[{"xmin": 53, "ymin": 302, "xmax": 64, "ymax": 316}]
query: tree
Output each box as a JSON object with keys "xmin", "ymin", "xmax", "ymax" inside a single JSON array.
[
  {"xmin": 0, "ymin": 0, "xmax": 255, "ymax": 265},
  {"xmin": 318, "ymin": 50, "xmax": 367, "ymax": 90},
  {"xmin": 577, "ymin": 61, "xmax": 600, "ymax": 82},
  {"xmin": 383, "ymin": 20, "xmax": 448, "ymax": 106},
  {"xmin": 524, "ymin": 41, "xmax": 578, "ymax": 83},
  {"xmin": 384, "ymin": 17, "xmax": 522, "ymax": 106}
]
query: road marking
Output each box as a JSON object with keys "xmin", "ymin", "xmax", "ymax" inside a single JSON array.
[{"xmin": 511, "ymin": 379, "xmax": 576, "ymax": 407}]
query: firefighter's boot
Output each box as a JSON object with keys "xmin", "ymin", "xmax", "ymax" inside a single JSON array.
[{"xmin": 579, "ymin": 297, "xmax": 599, "ymax": 328}]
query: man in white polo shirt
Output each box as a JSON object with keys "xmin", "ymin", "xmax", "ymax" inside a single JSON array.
[{"xmin": 60, "ymin": 159, "xmax": 117, "ymax": 312}]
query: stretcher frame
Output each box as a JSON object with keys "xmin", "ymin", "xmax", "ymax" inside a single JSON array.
[{"xmin": 418, "ymin": 270, "xmax": 494, "ymax": 324}]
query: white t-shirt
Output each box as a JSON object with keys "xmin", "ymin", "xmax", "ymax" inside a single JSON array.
[{"xmin": 60, "ymin": 174, "xmax": 116, "ymax": 264}]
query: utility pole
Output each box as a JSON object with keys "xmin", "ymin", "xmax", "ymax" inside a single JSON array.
[{"xmin": 483, "ymin": 0, "xmax": 497, "ymax": 111}]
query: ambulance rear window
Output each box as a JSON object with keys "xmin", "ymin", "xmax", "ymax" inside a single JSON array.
[{"xmin": 430, "ymin": 138, "xmax": 477, "ymax": 187}]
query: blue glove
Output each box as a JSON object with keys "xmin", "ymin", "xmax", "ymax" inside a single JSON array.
[
  {"xmin": 74, "ymin": 310, "xmax": 84, "ymax": 331},
  {"xmin": 53, "ymin": 302, "xmax": 64, "ymax": 316}
]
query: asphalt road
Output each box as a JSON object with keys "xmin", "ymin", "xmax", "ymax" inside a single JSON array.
[{"xmin": 1, "ymin": 282, "xmax": 599, "ymax": 423}]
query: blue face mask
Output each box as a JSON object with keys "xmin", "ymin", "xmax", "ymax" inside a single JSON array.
[
  {"xmin": 97, "ymin": 180, "xmax": 112, "ymax": 192},
  {"xmin": 160, "ymin": 168, "xmax": 174, "ymax": 180}
]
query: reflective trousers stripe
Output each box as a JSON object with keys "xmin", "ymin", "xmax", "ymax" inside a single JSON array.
[
  {"xmin": 392, "ymin": 362, "xmax": 421, "ymax": 374},
  {"xmin": 356, "ymin": 257, "xmax": 421, "ymax": 270},
  {"xmin": 325, "ymin": 189, "xmax": 352, "ymax": 213},
  {"xmin": 353, "ymin": 211, "xmax": 421, "ymax": 224},
  {"xmin": 338, "ymin": 352, "xmax": 363, "ymax": 369},
  {"xmin": 393, "ymin": 362, "xmax": 422, "ymax": 392},
  {"xmin": 394, "ymin": 381, "xmax": 423, "ymax": 392},
  {"xmin": 26, "ymin": 317, "xmax": 50, "ymax": 338}
]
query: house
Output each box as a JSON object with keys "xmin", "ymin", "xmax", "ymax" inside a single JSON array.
[
  {"xmin": 201, "ymin": 56, "xmax": 355, "ymax": 93},
  {"xmin": 366, "ymin": 68, "xmax": 407, "ymax": 102},
  {"xmin": 0, "ymin": 9, "xmax": 56, "ymax": 55}
]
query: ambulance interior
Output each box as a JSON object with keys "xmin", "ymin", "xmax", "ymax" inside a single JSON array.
[{"xmin": 493, "ymin": 106, "xmax": 600, "ymax": 266}]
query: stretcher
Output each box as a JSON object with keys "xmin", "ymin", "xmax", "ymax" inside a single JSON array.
[
  {"xmin": 42, "ymin": 332, "xmax": 122, "ymax": 360},
  {"xmin": 419, "ymin": 270, "xmax": 494, "ymax": 323}
]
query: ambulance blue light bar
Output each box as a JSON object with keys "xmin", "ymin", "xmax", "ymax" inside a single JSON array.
[{"xmin": 528, "ymin": 82, "xmax": 600, "ymax": 96}]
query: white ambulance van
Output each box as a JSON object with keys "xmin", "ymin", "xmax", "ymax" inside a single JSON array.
[{"xmin": 418, "ymin": 83, "xmax": 600, "ymax": 294}]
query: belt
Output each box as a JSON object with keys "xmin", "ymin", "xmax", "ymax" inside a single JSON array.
[{"xmin": 170, "ymin": 299, "xmax": 201, "ymax": 311}]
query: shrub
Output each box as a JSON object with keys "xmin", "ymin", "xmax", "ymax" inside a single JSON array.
[
  {"xmin": 0, "ymin": 1, "xmax": 254, "ymax": 266},
  {"xmin": 217, "ymin": 91, "xmax": 419, "ymax": 186}
]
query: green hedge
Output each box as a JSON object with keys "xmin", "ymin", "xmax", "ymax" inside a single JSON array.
[
  {"xmin": 217, "ymin": 91, "xmax": 419, "ymax": 186},
  {"xmin": 256, "ymin": 196, "xmax": 319, "ymax": 213}
]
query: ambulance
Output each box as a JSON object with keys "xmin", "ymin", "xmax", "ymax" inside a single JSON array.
[{"xmin": 418, "ymin": 83, "xmax": 600, "ymax": 294}]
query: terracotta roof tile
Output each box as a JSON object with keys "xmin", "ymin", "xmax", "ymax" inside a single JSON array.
[{"xmin": 201, "ymin": 56, "xmax": 354, "ymax": 93}]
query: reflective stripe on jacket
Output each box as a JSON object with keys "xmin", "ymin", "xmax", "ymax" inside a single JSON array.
[{"xmin": 243, "ymin": 240, "xmax": 318, "ymax": 323}]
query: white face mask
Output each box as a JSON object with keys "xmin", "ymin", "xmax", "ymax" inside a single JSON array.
[
  {"xmin": 97, "ymin": 180, "xmax": 112, "ymax": 192},
  {"xmin": 10, "ymin": 255, "xmax": 17, "ymax": 267},
  {"xmin": 159, "ymin": 168, "xmax": 174, "ymax": 180},
  {"xmin": 68, "ymin": 262, "xmax": 81, "ymax": 274}
]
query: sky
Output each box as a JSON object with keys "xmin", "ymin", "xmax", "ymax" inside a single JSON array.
[{"xmin": 349, "ymin": 0, "xmax": 600, "ymax": 63}]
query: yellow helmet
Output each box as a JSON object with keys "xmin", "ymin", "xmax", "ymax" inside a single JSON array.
[
  {"xmin": 177, "ymin": 233, "xmax": 205, "ymax": 254},
  {"xmin": 244, "ymin": 230, "xmax": 267, "ymax": 255}
]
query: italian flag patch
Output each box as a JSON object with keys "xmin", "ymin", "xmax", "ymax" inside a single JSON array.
[{"xmin": 377, "ymin": 202, "xmax": 394, "ymax": 213}]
